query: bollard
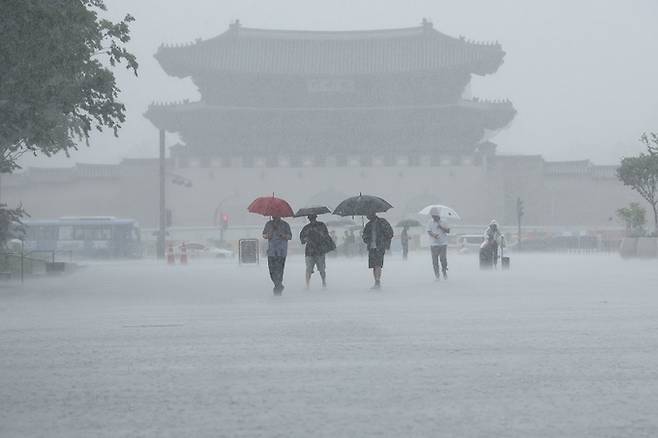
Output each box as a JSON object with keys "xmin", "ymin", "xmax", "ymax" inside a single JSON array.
[
  {"xmin": 179, "ymin": 242, "xmax": 188, "ymax": 265},
  {"xmin": 167, "ymin": 243, "xmax": 175, "ymax": 265}
]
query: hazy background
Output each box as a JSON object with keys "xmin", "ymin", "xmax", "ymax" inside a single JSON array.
[{"xmin": 18, "ymin": 0, "xmax": 658, "ymax": 168}]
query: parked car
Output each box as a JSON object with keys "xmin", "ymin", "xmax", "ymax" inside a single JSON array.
[
  {"xmin": 456, "ymin": 234, "xmax": 484, "ymax": 253},
  {"xmin": 185, "ymin": 242, "xmax": 234, "ymax": 258}
]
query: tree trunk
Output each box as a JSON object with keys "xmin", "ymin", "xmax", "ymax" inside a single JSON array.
[{"xmin": 653, "ymin": 204, "xmax": 658, "ymax": 236}]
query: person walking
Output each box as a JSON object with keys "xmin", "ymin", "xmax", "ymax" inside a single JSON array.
[
  {"xmin": 262, "ymin": 216, "xmax": 292, "ymax": 295},
  {"xmin": 400, "ymin": 226, "xmax": 410, "ymax": 260},
  {"xmin": 300, "ymin": 214, "xmax": 334, "ymax": 289},
  {"xmin": 427, "ymin": 208, "xmax": 450, "ymax": 280},
  {"xmin": 362, "ymin": 212, "xmax": 394, "ymax": 289},
  {"xmin": 357, "ymin": 231, "xmax": 366, "ymax": 257},
  {"xmin": 347, "ymin": 230, "xmax": 356, "ymax": 257},
  {"xmin": 343, "ymin": 230, "xmax": 352, "ymax": 257},
  {"xmin": 328, "ymin": 230, "xmax": 338, "ymax": 257},
  {"xmin": 483, "ymin": 220, "xmax": 504, "ymax": 267}
]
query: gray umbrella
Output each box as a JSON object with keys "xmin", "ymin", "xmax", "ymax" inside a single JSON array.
[
  {"xmin": 333, "ymin": 194, "xmax": 393, "ymax": 217},
  {"xmin": 325, "ymin": 219, "xmax": 357, "ymax": 227},
  {"xmin": 396, "ymin": 219, "xmax": 422, "ymax": 228},
  {"xmin": 294, "ymin": 206, "xmax": 332, "ymax": 217}
]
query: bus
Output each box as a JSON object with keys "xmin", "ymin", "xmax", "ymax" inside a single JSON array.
[{"xmin": 22, "ymin": 217, "xmax": 142, "ymax": 258}]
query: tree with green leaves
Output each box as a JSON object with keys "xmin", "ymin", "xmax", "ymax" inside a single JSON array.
[
  {"xmin": 0, "ymin": 0, "xmax": 137, "ymax": 244},
  {"xmin": 0, "ymin": 203, "xmax": 27, "ymax": 247},
  {"xmin": 0, "ymin": 0, "xmax": 138, "ymax": 172},
  {"xmin": 617, "ymin": 133, "xmax": 658, "ymax": 235},
  {"xmin": 616, "ymin": 202, "xmax": 647, "ymax": 237}
]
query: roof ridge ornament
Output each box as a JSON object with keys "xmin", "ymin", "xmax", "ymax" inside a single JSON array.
[
  {"xmin": 421, "ymin": 18, "xmax": 433, "ymax": 31},
  {"xmin": 229, "ymin": 19, "xmax": 241, "ymax": 31}
]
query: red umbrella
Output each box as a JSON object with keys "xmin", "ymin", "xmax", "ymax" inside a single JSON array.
[{"xmin": 247, "ymin": 196, "xmax": 294, "ymax": 218}]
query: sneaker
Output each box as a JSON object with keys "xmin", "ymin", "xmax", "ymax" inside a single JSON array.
[{"xmin": 371, "ymin": 282, "xmax": 381, "ymax": 290}]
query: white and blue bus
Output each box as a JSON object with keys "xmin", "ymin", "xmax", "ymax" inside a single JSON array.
[{"xmin": 22, "ymin": 217, "xmax": 142, "ymax": 258}]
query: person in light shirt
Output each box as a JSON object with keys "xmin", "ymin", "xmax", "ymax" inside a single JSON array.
[{"xmin": 426, "ymin": 208, "xmax": 451, "ymax": 280}]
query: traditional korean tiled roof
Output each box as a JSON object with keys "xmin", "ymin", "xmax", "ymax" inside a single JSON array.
[
  {"xmin": 155, "ymin": 20, "xmax": 505, "ymax": 77},
  {"xmin": 144, "ymin": 99, "xmax": 517, "ymax": 142},
  {"xmin": 145, "ymin": 98, "xmax": 515, "ymax": 116}
]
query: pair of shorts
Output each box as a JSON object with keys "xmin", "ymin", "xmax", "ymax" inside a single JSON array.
[
  {"xmin": 368, "ymin": 248, "xmax": 385, "ymax": 268},
  {"xmin": 305, "ymin": 255, "xmax": 326, "ymax": 274}
]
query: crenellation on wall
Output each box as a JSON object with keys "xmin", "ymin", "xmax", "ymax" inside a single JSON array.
[{"xmin": 0, "ymin": 155, "xmax": 639, "ymax": 230}]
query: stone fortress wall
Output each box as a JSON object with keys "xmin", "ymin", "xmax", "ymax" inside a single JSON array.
[{"xmin": 1, "ymin": 154, "xmax": 639, "ymax": 232}]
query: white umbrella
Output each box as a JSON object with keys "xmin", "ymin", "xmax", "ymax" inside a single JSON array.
[{"xmin": 418, "ymin": 204, "xmax": 461, "ymax": 220}]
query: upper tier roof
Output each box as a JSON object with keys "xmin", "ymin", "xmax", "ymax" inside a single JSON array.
[{"xmin": 155, "ymin": 20, "xmax": 505, "ymax": 77}]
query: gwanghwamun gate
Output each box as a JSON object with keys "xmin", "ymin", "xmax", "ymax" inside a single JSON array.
[{"xmin": 2, "ymin": 20, "xmax": 641, "ymax": 242}]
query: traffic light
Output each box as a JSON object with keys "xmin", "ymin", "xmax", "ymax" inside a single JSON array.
[
  {"xmin": 516, "ymin": 197, "xmax": 525, "ymax": 219},
  {"xmin": 221, "ymin": 213, "xmax": 229, "ymax": 229}
]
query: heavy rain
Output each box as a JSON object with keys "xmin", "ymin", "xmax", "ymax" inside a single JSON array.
[{"xmin": 1, "ymin": 1, "xmax": 658, "ymax": 436}]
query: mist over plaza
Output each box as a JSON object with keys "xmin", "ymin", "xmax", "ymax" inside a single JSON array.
[
  {"xmin": 19, "ymin": 0, "xmax": 658, "ymax": 168},
  {"xmin": 2, "ymin": 1, "xmax": 658, "ymax": 437}
]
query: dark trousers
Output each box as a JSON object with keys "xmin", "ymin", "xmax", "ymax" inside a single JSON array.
[
  {"xmin": 430, "ymin": 245, "xmax": 448, "ymax": 278},
  {"xmin": 491, "ymin": 242, "xmax": 499, "ymax": 266},
  {"xmin": 268, "ymin": 256, "xmax": 286, "ymax": 287},
  {"xmin": 402, "ymin": 244, "xmax": 409, "ymax": 259}
]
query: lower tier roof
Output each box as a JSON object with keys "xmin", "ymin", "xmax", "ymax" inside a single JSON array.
[{"xmin": 144, "ymin": 99, "xmax": 516, "ymax": 154}]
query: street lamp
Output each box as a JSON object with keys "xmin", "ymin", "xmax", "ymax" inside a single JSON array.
[
  {"xmin": 157, "ymin": 129, "xmax": 166, "ymax": 259},
  {"xmin": 516, "ymin": 197, "xmax": 525, "ymax": 250},
  {"xmin": 157, "ymin": 130, "xmax": 193, "ymax": 259}
]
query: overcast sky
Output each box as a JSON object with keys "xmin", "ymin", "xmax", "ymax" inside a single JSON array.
[{"xmin": 20, "ymin": 0, "xmax": 658, "ymax": 168}]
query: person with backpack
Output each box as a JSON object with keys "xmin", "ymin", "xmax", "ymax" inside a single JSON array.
[
  {"xmin": 300, "ymin": 214, "xmax": 335, "ymax": 289},
  {"xmin": 483, "ymin": 220, "xmax": 504, "ymax": 268}
]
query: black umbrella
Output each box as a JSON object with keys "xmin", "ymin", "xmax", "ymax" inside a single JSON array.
[
  {"xmin": 396, "ymin": 219, "xmax": 422, "ymax": 228},
  {"xmin": 333, "ymin": 194, "xmax": 393, "ymax": 217},
  {"xmin": 325, "ymin": 219, "xmax": 357, "ymax": 227},
  {"xmin": 294, "ymin": 206, "xmax": 332, "ymax": 217}
]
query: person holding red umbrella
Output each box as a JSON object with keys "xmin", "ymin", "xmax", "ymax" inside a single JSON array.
[
  {"xmin": 262, "ymin": 216, "xmax": 292, "ymax": 295},
  {"xmin": 248, "ymin": 195, "xmax": 294, "ymax": 295}
]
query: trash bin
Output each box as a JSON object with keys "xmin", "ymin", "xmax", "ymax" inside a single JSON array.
[{"xmin": 239, "ymin": 239, "xmax": 259, "ymax": 264}]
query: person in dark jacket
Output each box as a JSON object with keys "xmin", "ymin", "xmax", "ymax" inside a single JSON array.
[
  {"xmin": 262, "ymin": 216, "xmax": 292, "ymax": 295},
  {"xmin": 400, "ymin": 226, "xmax": 410, "ymax": 260},
  {"xmin": 300, "ymin": 214, "xmax": 334, "ymax": 289},
  {"xmin": 362, "ymin": 213, "xmax": 394, "ymax": 289}
]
